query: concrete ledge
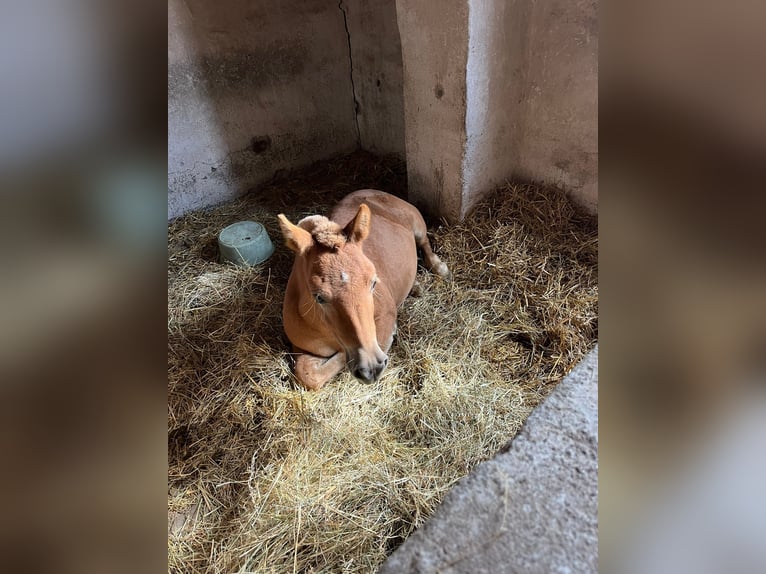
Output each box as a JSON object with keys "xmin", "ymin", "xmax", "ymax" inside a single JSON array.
[{"xmin": 379, "ymin": 346, "xmax": 598, "ymax": 574}]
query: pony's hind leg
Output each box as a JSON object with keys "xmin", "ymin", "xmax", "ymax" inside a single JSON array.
[
  {"xmin": 414, "ymin": 228, "xmax": 451, "ymax": 280},
  {"xmin": 406, "ymin": 202, "xmax": 450, "ymax": 279}
]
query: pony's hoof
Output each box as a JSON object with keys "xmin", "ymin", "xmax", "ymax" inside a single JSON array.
[
  {"xmin": 435, "ymin": 261, "xmax": 452, "ymax": 280},
  {"xmin": 409, "ymin": 282, "xmax": 423, "ymax": 297}
]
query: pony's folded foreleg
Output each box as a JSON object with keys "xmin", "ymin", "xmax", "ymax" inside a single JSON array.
[{"xmin": 292, "ymin": 350, "xmax": 347, "ymax": 391}]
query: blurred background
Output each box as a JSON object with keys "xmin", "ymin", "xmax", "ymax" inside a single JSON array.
[
  {"xmin": 0, "ymin": 0, "xmax": 764, "ymax": 572},
  {"xmin": 0, "ymin": 1, "xmax": 165, "ymax": 572},
  {"xmin": 601, "ymin": 0, "xmax": 766, "ymax": 572}
]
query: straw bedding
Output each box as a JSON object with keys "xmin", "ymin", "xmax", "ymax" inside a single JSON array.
[{"xmin": 168, "ymin": 151, "xmax": 597, "ymax": 573}]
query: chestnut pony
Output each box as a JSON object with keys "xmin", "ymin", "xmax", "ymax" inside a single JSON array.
[{"xmin": 277, "ymin": 190, "xmax": 450, "ymax": 390}]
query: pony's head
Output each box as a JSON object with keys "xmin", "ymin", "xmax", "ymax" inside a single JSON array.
[{"xmin": 278, "ymin": 204, "xmax": 388, "ymax": 383}]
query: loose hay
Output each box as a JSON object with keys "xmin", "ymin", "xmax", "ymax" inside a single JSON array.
[{"xmin": 168, "ymin": 151, "xmax": 597, "ymax": 573}]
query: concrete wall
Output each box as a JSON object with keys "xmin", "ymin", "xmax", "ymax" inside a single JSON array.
[
  {"xmin": 343, "ymin": 0, "xmax": 406, "ymax": 157},
  {"xmin": 168, "ymin": 0, "xmax": 358, "ymax": 219},
  {"xmin": 399, "ymin": 0, "xmax": 598, "ymax": 220},
  {"xmin": 168, "ymin": 0, "xmax": 407, "ymax": 219},
  {"xmin": 462, "ymin": 0, "xmax": 530, "ymax": 217},
  {"xmin": 514, "ymin": 0, "xmax": 598, "ymax": 212},
  {"xmin": 395, "ymin": 0, "xmax": 470, "ymax": 221},
  {"xmin": 168, "ymin": 0, "xmax": 597, "ymax": 220},
  {"xmin": 464, "ymin": 0, "xmax": 598, "ymax": 215}
]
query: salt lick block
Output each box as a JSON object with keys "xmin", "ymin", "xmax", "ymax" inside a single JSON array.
[
  {"xmin": 378, "ymin": 346, "xmax": 598, "ymax": 574},
  {"xmin": 218, "ymin": 221, "xmax": 274, "ymax": 266}
]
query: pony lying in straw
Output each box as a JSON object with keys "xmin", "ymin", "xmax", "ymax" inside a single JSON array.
[{"xmin": 278, "ymin": 190, "xmax": 450, "ymax": 390}]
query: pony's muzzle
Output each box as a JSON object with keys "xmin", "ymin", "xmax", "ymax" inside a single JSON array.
[{"xmin": 352, "ymin": 353, "xmax": 388, "ymax": 384}]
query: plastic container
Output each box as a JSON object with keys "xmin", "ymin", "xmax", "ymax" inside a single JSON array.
[{"xmin": 218, "ymin": 221, "xmax": 274, "ymax": 266}]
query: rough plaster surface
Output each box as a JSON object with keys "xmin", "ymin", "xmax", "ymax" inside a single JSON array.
[
  {"xmin": 462, "ymin": 0, "xmax": 529, "ymax": 218},
  {"xmin": 399, "ymin": 0, "xmax": 598, "ymax": 220},
  {"xmin": 515, "ymin": 0, "xmax": 598, "ymax": 213},
  {"xmin": 168, "ymin": 0, "xmax": 358, "ymax": 219},
  {"xmin": 168, "ymin": 0, "xmax": 597, "ymax": 220},
  {"xmin": 378, "ymin": 346, "xmax": 598, "ymax": 574},
  {"xmin": 395, "ymin": 0, "xmax": 469, "ymax": 222},
  {"xmin": 343, "ymin": 0, "xmax": 406, "ymax": 157}
]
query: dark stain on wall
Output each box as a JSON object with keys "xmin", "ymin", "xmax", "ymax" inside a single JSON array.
[
  {"xmin": 168, "ymin": 43, "xmax": 308, "ymax": 100},
  {"xmin": 203, "ymin": 45, "xmax": 307, "ymax": 92},
  {"xmin": 434, "ymin": 83, "xmax": 445, "ymax": 99},
  {"xmin": 585, "ymin": 0, "xmax": 598, "ymax": 38},
  {"xmin": 433, "ymin": 162, "xmax": 444, "ymax": 196},
  {"xmin": 251, "ymin": 135, "xmax": 271, "ymax": 154},
  {"xmin": 187, "ymin": 129, "xmax": 355, "ymax": 192},
  {"xmin": 552, "ymin": 147, "xmax": 595, "ymax": 189}
]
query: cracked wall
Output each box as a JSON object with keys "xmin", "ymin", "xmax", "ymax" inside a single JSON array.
[
  {"xmin": 168, "ymin": 0, "xmax": 359, "ymax": 219},
  {"xmin": 342, "ymin": 0, "xmax": 406, "ymax": 157},
  {"xmin": 168, "ymin": 0, "xmax": 405, "ymax": 219},
  {"xmin": 168, "ymin": 0, "xmax": 596, "ymax": 221}
]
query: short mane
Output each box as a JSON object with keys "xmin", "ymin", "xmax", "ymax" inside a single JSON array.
[{"xmin": 297, "ymin": 215, "xmax": 346, "ymax": 250}]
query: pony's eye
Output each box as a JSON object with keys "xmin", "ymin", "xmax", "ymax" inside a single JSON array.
[
  {"xmin": 314, "ymin": 293, "xmax": 326, "ymax": 304},
  {"xmin": 371, "ymin": 279, "xmax": 378, "ymax": 292}
]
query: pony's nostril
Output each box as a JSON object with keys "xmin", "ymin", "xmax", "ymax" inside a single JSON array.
[{"xmin": 353, "ymin": 367, "xmax": 373, "ymax": 382}]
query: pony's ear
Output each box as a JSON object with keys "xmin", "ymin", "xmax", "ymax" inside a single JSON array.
[
  {"xmin": 344, "ymin": 204, "xmax": 371, "ymax": 244},
  {"xmin": 277, "ymin": 214, "xmax": 313, "ymax": 254}
]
